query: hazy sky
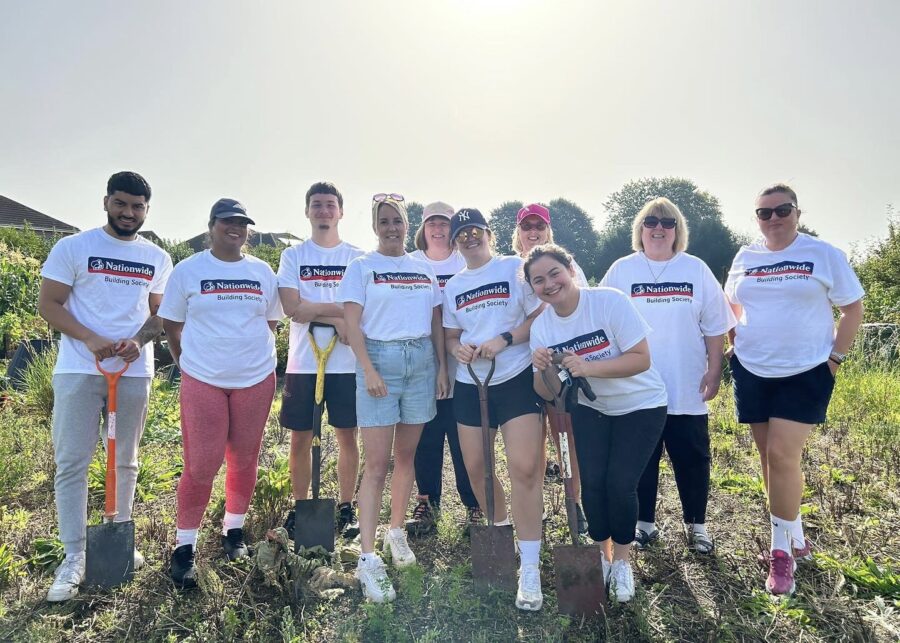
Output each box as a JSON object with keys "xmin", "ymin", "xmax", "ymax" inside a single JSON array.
[{"xmin": 2, "ymin": 1, "xmax": 898, "ymax": 254}]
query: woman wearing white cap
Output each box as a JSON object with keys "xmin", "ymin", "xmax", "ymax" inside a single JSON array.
[{"xmin": 407, "ymin": 202, "xmax": 481, "ymax": 535}]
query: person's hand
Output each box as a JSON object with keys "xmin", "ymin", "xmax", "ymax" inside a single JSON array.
[
  {"xmin": 436, "ymin": 366, "xmax": 450, "ymax": 400},
  {"xmin": 724, "ymin": 346, "xmax": 734, "ymax": 360},
  {"xmin": 827, "ymin": 359, "xmax": 839, "ymax": 377},
  {"xmin": 699, "ymin": 368, "xmax": 722, "ymax": 402},
  {"xmin": 115, "ymin": 338, "xmax": 142, "ymax": 363},
  {"xmin": 332, "ymin": 318, "xmax": 349, "ymax": 345},
  {"xmin": 455, "ymin": 343, "xmax": 477, "ymax": 364},
  {"xmin": 474, "ymin": 336, "xmax": 506, "ymax": 361},
  {"xmin": 84, "ymin": 333, "xmax": 117, "ymax": 360},
  {"xmin": 291, "ymin": 301, "xmax": 319, "ymax": 324},
  {"xmin": 364, "ymin": 367, "xmax": 388, "ymax": 398},
  {"xmin": 532, "ymin": 347, "xmax": 553, "ymax": 371},
  {"xmin": 559, "ymin": 351, "xmax": 590, "ymax": 378}
]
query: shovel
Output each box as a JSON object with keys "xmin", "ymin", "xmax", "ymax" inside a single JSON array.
[
  {"xmin": 468, "ymin": 359, "xmax": 517, "ymax": 593},
  {"xmin": 84, "ymin": 358, "xmax": 134, "ymax": 589},
  {"xmin": 294, "ymin": 321, "xmax": 339, "ymax": 554},
  {"xmin": 541, "ymin": 363, "xmax": 607, "ymax": 616}
]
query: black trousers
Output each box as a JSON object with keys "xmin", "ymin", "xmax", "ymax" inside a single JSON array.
[
  {"xmin": 637, "ymin": 414, "xmax": 711, "ymax": 524},
  {"xmin": 572, "ymin": 404, "xmax": 667, "ymax": 545},
  {"xmin": 414, "ymin": 398, "xmax": 478, "ymax": 509}
]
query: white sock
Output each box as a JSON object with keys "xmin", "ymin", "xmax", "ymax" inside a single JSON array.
[
  {"xmin": 790, "ymin": 513, "xmax": 806, "ymax": 549},
  {"xmin": 687, "ymin": 522, "xmax": 709, "ymax": 537},
  {"xmin": 494, "ymin": 517, "xmax": 511, "ymax": 527},
  {"xmin": 176, "ymin": 528, "xmax": 198, "ymax": 548},
  {"xmin": 518, "ymin": 540, "xmax": 541, "ymax": 567},
  {"xmin": 637, "ymin": 520, "xmax": 656, "ymax": 534},
  {"xmin": 770, "ymin": 514, "xmax": 797, "ymax": 553},
  {"xmin": 222, "ymin": 512, "xmax": 245, "ymax": 535}
]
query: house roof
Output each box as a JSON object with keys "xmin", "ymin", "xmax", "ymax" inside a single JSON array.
[
  {"xmin": 0, "ymin": 195, "xmax": 80, "ymax": 234},
  {"xmin": 184, "ymin": 231, "xmax": 303, "ymax": 252}
]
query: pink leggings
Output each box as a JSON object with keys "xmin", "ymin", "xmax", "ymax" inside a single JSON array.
[{"xmin": 176, "ymin": 371, "xmax": 276, "ymax": 529}]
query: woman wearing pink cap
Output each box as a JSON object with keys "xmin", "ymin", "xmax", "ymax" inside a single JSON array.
[{"xmin": 514, "ymin": 203, "xmax": 588, "ymax": 533}]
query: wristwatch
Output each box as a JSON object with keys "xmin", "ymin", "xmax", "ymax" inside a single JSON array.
[
  {"xmin": 829, "ymin": 350, "xmax": 847, "ymax": 365},
  {"xmin": 501, "ymin": 332, "xmax": 514, "ymax": 347}
]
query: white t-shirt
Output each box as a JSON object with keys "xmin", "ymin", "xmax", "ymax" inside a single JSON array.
[
  {"xmin": 601, "ymin": 252, "xmax": 736, "ymax": 414},
  {"xmin": 158, "ymin": 251, "xmax": 283, "ymax": 388},
  {"xmin": 412, "ymin": 249, "xmax": 467, "ymax": 397},
  {"xmin": 40, "ymin": 227, "xmax": 173, "ymax": 378},
  {"xmin": 572, "ymin": 260, "xmax": 589, "ymax": 287},
  {"xmin": 725, "ymin": 233, "xmax": 864, "ymax": 378},
  {"xmin": 443, "ymin": 255, "xmax": 542, "ymax": 385},
  {"xmin": 336, "ymin": 252, "xmax": 441, "ymax": 341},
  {"xmin": 277, "ymin": 240, "xmax": 364, "ymax": 374},
  {"xmin": 530, "ymin": 287, "xmax": 668, "ymax": 416}
]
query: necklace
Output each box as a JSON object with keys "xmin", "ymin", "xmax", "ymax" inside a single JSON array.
[
  {"xmin": 642, "ymin": 252, "xmax": 675, "ymax": 283},
  {"xmin": 380, "ymin": 251, "xmax": 406, "ymax": 269}
]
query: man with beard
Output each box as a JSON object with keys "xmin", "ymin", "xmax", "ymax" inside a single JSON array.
[
  {"xmin": 277, "ymin": 182, "xmax": 364, "ymax": 539},
  {"xmin": 38, "ymin": 171, "xmax": 173, "ymax": 601}
]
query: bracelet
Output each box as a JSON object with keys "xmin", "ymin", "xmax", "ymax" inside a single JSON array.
[
  {"xmin": 829, "ymin": 350, "xmax": 847, "ymax": 364},
  {"xmin": 828, "ymin": 356, "xmax": 842, "ymax": 366}
]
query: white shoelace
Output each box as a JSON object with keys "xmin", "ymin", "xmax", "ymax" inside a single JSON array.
[
  {"xmin": 519, "ymin": 565, "xmax": 541, "ymax": 594},
  {"xmin": 54, "ymin": 558, "xmax": 84, "ymax": 585},
  {"xmin": 389, "ymin": 533, "xmax": 413, "ymax": 559}
]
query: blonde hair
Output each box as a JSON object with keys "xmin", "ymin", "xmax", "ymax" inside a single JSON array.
[
  {"xmin": 631, "ymin": 197, "xmax": 689, "ymax": 253},
  {"xmin": 513, "ymin": 223, "xmax": 555, "ymax": 257},
  {"xmin": 371, "ymin": 199, "xmax": 408, "ymax": 231}
]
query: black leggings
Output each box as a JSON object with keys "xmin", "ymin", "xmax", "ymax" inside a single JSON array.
[
  {"xmin": 414, "ymin": 398, "xmax": 478, "ymax": 509},
  {"xmin": 572, "ymin": 404, "xmax": 667, "ymax": 545},
  {"xmin": 637, "ymin": 414, "xmax": 711, "ymax": 525}
]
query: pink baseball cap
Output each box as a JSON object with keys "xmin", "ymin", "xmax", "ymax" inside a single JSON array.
[{"xmin": 516, "ymin": 203, "xmax": 550, "ymax": 225}]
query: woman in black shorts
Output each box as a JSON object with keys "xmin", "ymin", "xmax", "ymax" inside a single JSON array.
[{"xmin": 725, "ymin": 183, "xmax": 864, "ymax": 595}]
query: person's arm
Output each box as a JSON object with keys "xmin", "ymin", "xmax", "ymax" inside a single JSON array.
[
  {"xmin": 343, "ymin": 302, "xmax": 386, "ymax": 398},
  {"xmin": 431, "ymin": 307, "xmax": 449, "ymax": 399},
  {"xmin": 560, "ymin": 338, "xmax": 652, "ymax": 379},
  {"xmin": 532, "ymin": 347, "xmax": 562, "ymax": 401},
  {"xmin": 162, "ymin": 319, "xmax": 185, "ymax": 367},
  {"xmin": 700, "ymin": 334, "xmax": 726, "ymax": 402},
  {"xmin": 38, "ymin": 278, "xmax": 118, "ymax": 360},
  {"xmin": 278, "ymin": 286, "xmax": 344, "ymax": 322},
  {"xmin": 113, "ymin": 292, "xmax": 165, "ymax": 363},
  {"xmin": 474, "ymin": 304, "xmax": 546, "ymax": 360},
  {"xmin": 725, "ymin": 302, "xmax": 742, "ymax": 358},
  {"xmin": 445, "ymin": 327, "xmax": 476, "ymax": 364},
  {"xmin": 829, "ymin": 299, "xmax": 864, "ymax": 375}
]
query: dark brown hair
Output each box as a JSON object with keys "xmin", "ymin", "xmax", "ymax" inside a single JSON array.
[{"xmin": 758, "ymin": 183, "xmax": 798, "ymax": 205}]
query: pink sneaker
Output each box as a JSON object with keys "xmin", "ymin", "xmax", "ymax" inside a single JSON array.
[
  {"xmin": 765, "ymin": 549, "xmax": 796, "ymax": 595},
  {"xmin": 792, "ymin": 539, "xmax": 812, "ymax": 562}
]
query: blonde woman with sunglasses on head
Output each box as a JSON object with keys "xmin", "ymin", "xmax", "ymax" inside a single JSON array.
[{"xmin": 336, "ymin": 193, "xmax": 450, "ymax": 603}]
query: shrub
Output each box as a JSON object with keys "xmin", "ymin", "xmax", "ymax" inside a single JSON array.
[{"xmin": 18, "ymin": 343, "xmax": 57, "ymax": 423}]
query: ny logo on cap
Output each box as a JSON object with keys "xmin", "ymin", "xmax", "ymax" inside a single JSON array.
[{"xmin": 458, "ymin": 211, "xmax": 471, "ymax": 221}]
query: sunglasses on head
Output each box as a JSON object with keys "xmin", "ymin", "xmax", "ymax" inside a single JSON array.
[
  {"xmin": 373, "ymin": 193, "xmax": 405, "ymax": 203},
  {"xmin": 642, "ymin": 216, "xmax": 677, "ymax": 229},
  {"xmin": 519, "ymin": 221, "xmax": 547, "ymax": 232},
  {"xmin": 456, "ymin": 227, "xmax": 485, "ymax": 242},
  {"xmin": 755, "ymin": 203, "xmax": 796, "ymax": 220}
]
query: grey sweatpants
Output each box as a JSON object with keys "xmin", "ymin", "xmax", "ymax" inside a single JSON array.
[{"xmin": 51, "ymin": 373, "xmax": 151, "ymax": 555}]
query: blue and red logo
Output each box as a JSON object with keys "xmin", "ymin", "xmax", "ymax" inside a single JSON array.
[
  {"xmin": 88, "ymin": 256, "xmax": 155, "ymax": 280},
  {"xmin": 437, "ymin": 274, "xmax": 454, "ymax": 289},
  {"xmin": 455, "ymin": 281, "xmax": 510, "ymax": 309},
  {"xmin": 300, "ymin": 265, "xmax": 345, "ymax": 281},
  {"xmin": 372, "ymin": 271, "xmax": 431, "ymax": 285},
  {"xmin": 631, "ymin": 282, "xmax": 694, "ymax": 297},
  {"xmin": 745, "ymin": 261, "xmax": 814, "ymax": 277},
  {"xmin": 200, "ymin": 279, "xmax": 263, "ymax": 295},
  {"xmin": 549, "ymin": 330, "xmax": 610, "ymax": 356}
]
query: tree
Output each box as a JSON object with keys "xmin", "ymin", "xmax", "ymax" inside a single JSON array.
[
  {"xmin": 545, "ymin": 198, "xmax": 601, "ymax": 278},
  {"xmin": 404, "ymin": 201, "xmax": 424, "ymax": 252},
  {"xmin": 598, "ymin": 177, "xmax": 742, "ymax": 282},
  {"xmin": 855, "ymin": 207, "xmax": 900, "ymax": 324},
  {"xmin": 487, "ymin": 201, "xmax": 522, "ymax": 257}
]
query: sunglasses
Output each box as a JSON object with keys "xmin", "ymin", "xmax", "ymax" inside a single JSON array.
[
  {"xmin": 456, "ymin": 227, "xmax": 485, "ymax": 242},
  {"xmin": 642, "ymin": 216, "xmax": 677, "ymax": 229},
  {"xmin": 519, "ymin": 222, "xmax": 547, "ymax": 232},
  {"xmin": 373, "ymin": 193, "xmax": 405, "ymax": 203},
  {"xmin": 755, "ymin": 203, "xmax": 796, "ymax": 220}
]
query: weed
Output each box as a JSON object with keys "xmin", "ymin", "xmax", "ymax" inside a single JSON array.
[
  {"xmin": 18, "ymin": 343, "xmax": 57, "ymax": 423},
  {"xmin": 0, "ymin": 542, "xmax": 24, "ymax": 588},
  {"xmin": 396, "ymin": 563, "xmax": 425, "ymax": 606},
  {"xmin": 88, "ymin": 447, "xmax": 180, "ymax": 503},
  {"xmin": 712, "ymin": 467, "xmax": 766, "ymax": 498},
  {"xmin": 253, "ymin": 455, "xmax": 292, "ymax": 528},
  {"xmin": 816, "ymin": 554, "xmax": 900, "ymax": 599},
  {"xmin": 28, "ymin": 537, "xmax": 64, "ymax": 570}
]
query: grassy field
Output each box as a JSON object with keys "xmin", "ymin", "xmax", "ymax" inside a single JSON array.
[{"xmin": 0, "ymin": 350, "xmax": 898, "ymax": 642}]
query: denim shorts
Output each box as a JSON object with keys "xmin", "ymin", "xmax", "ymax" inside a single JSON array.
[{"xmin": 355, "ymin": 337, "xmax": 437, "ymax": 428}]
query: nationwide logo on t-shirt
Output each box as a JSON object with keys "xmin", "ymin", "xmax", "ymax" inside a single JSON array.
[
  {"xmin": 88, "ymin": 256, "xmax": 155, "ymax": 280},
  {"xmin": 437, "ymin": 274, "xmax": 454, "ymax": 289},
  {"xmin": 200, "ymin": 279, "xmax": 263, "ymax": 295},
  {"xmin": 744, "ymin": 260, "xmax": 814, "ymax": 277},
  {"xmin": 300, "ymin": 265, "xmax": 346, "ymax": 281},
  {"xmin": 455, "ymin": 281, "xmax": 511, "ymax": 310},
  {"xmin": 631, "ymin": 282, "xmax": 694, "ymax": 298},
  {"xmin": 372, "ymin": 271, "xmax": 431, "ymax": 285},
  {"xmin": 549, "ymin": 330, "xmax": 611, "ymax": 358}
]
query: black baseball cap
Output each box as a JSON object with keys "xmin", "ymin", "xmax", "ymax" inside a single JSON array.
[
  {"xmin": 209, "ymin": 198, "xmax": 255, "ymax": 225},
  {"xmin": 450, "ymin": 208, "xmax": 489, "ymax": 240}
]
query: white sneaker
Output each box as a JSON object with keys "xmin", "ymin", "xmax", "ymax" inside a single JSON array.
[
  {"xmin": 383, "ymin": 528, "xmax": 416, "ymax": 567},
  {"xmin": 609, "ymin": 559, "xmax": 635, "ymax": 603},
  {"xmin": 602, "ymin": 556, "xmax": 611, "ymax": 586},
  {"xmin": 47, "ymin": 555, "xmax": 85, "ymax": 602},
  {"xmin": 134, "ymin": 549, "xmax": 145, "ymax": 571},
  {"xmin": 515, "ymin": 563, "xmax": 543, "ymax": 611},
  {"xmin": 356, "ymin": 554, "xmax": 396, "ymax": 603}
]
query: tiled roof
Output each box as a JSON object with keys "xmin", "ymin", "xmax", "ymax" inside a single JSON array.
[{"xmin": 0, "ymin": 195, "xmax": 79, "ymax": 233}]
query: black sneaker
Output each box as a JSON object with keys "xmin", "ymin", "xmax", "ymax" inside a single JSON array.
[
  {"xmin": 170, "ymin": 544, "xmax": 197, "ymax": 589},
  {"xmin": 406, "ymin": 499, "xmax": 437, "ymax": 537},
  {"xmin": 283, "ymin": 509, "xmax": 296, "ymax": 541},
  {"xmin": 337, "ymin": 502, "xmax": 360, "ymax": 539},
  {"xmin": 222, "ymin": 528, "xmax": 249, "ymax": 560},
  {"xmin": 575, "ymin": 503, "xmax": 588, "ymax": 536},
  {"xmin": 634, "ymin": 526, "xmax": 660, "ymax": 550},
  {"xmin": 544, "ymin": 462, "xmax": 561, "ymax": 484}
]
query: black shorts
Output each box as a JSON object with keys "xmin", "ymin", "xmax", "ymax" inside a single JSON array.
[
  {"xmin": 453, "ymin": 366, "xmax": 543, "ymax": 428},
  {"xmin": 279, "ymin": 373, "xmax": 357, "ymax": 431},
  {"xmin": 730, "ymin": 355, "xmax": 836, "ymax": 425}
]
